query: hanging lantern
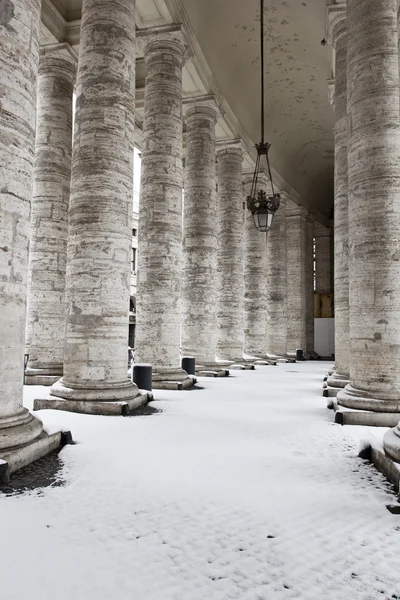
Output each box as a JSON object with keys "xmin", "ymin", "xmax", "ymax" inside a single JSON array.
[{"xmin": 246, "ymin": 0, "xmax": 280, "ymax": 232}]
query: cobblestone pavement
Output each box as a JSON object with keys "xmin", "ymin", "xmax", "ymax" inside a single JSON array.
[
  {"xmin": 0, "ymin": 364, "xmax": 399, "ymax": 600},
  {"xmin": 0, "ymin": 451, "xmax": 64, "ymax": 496}
]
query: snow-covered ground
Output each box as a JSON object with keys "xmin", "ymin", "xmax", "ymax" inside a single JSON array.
[{"xmin": 1, "ymin": 362, "xmax": 399, "ymax": 600}]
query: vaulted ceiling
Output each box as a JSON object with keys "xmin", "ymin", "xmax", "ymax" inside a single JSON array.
[{"xmin": 41, "ymin": 0, "xmax": 334, "ymax": 222}]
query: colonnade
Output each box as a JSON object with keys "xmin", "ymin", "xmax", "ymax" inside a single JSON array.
[
  {"xmin": 0, "ymin": 0, "xmax": 324, "ymax": 472},
  {"xmin": 326, "ymin": 0, "xmax": 400, "ymax": 462}
]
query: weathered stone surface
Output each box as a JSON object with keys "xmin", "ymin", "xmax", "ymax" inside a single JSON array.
[
  {"xmin": 44, "ymin": 0, "xmax": 142, "ymax": 410},
  {"xmin": 314, "ymin": 224, "xmax": 333, "ymax": 294},
  {"xmin": 305, "ymin": 213, "xmax": 316, "ymax": 357},
  {"xmin": 285, "ymin": 206, "xmax": 307, "ymax": 355},
  {"xmin": 327, "ymin": 12, "xmax": 350, "ymax": 393},
  {"xmin": 243, "ymin": 175, "xmax": 267, "ymax": 356},
  {"xmin": 135, "ymin": 26, "xmax": 192, "ymax": 389},
  {"xmin": 338, "ymin": 0, "xmax": 400, "ymax": 415},
  {"xmin": 182, "ymin": 97, "xmax": 219, "ymax": 364},
  {"xmin": 25, "ymin": 44, "xmax": 77, "ymax": 386},
  {"xmin": 266, "ymin": 192, "xmax": 288, "ymax": 357},
  {"xmin": 0, "ymin": 0, "xmax": 44, "ymax": 453},
  {"xmin": 216, "ymin": 141, "xmax": 244, "ymax": 360},
  {"xmin": 384, "ymin": 0, "xmax": 400, "ymax": 461}
]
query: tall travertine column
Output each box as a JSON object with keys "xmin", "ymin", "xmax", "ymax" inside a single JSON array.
[
  {"xmin": 243, "ymin": 175, "xmax": 267, "ymax": 356},
  {"xmin": 135, "ymin": 26, "xmax": 193, "ymax": 389},
  {"xmin": 305, "ymin": 214, "xmax": 317, "ymax": 358},
  {"xmin": 338, "ymin": 0, "xmax": 400, "ymax": 421},
  {"xmin": 314, "ymin": 224, "xmax": 333, "ymax": 294},
  {"xmin": 35, "ymin": 0, "xmax": 146, "ymax": 415},
  {"xmin": 286, "ymin": 205, "xmax": 307, "ymax": 356},
  {"xmin": 182, "ymin": 96, "xmax": 222, "ymax": 369},
  {"xmin": 0, "ymin": 0, "xmax": 50, "ymax": 471},
  {"xmin": 216, "ymin": 141, "xmax": 244, "ymax": 360},
  {"xmin": 327, "ymin": 8, "xmax": 350, "ymax": 393},
  {"xmin": 266, "ymin": 192, "xmax": 288, "ymax": 357},
  {"xmin": 25, "ymin": 44, "xmax": 77, "ymax": 386},
  {"xmin": 383, "ymin": 1, "xmax": 400, "ymax": 462}
]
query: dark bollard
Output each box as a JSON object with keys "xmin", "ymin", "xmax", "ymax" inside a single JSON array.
[
  {"xmin": 296, "ymin": 349, "xmax": 305, "ymax": 362},
  {"xmin": 132, "ymin": 363, "xmax": 152, "ymax": 391},
  {"xmin": 182, "ymin": 356, "xmax": 195, "ymax": 375}
]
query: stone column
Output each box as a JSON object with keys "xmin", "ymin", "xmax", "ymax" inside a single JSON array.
[
  {"xmin": 0, "ymin": 0, "xmax": 61, "ymax": 475},
  {"xmin": 25, "ymin": 44, "xmax": 77, "ymax": 386},
  {"xmin": 135, "ymin": 26, "xmax": 193, "ymax": 389},
  {"xmin": 305, "ymin": 214, "xmax": 317, "ymax": 359},
  {"xmin": 243, "ymin": 175, "xmax": 267, "ymax": 357},
  {"xmin": 182, "ymin": 96, "xmax": 226, "ymax": 374},
  {"xmin": 314, "ymin": 224, "xmax": 333, "ymax": 294},
  {"xmin": 384, "ymin": 0, "xmax": 400, "ymax": 460},
  {"xmin": 327, "ymin": 8, "xmax": 350, "ymax": 394},
  {"xmin": 286, "ymin": 205, "xmax": 307, "ymax": 356},
  {"xmin": 35, "ymin": 0, "xmax": 147, "ymax": 415},
  {"xmin": 266, "ymin": 192, "xmax": 288, "ymax": 358},
  {"xmin": 216, "ymin": 141, "xmax": 244, "ymax": 361},
  {"xmin": 338, "ymin": 0, "xmax": 400, "ymax": 423}
]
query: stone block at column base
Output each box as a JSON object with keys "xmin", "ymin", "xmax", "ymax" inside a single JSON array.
[
  {"xmin": 332, "ymin": 403, "xmax": 400, "ymax": 428},
  {"xmin": 229, "ymin": 361, "xmax": 255, "ymax": 370},
  {"xmin": 0, "ymin": 409, "xmax": 72, "ymax": 483},
  {"xmin": 34, "ymin": 378, "xmax": 150, "ymax": 416},
  {"xmin": 151, "ymin": 368, "xmax": 196, "ymax": 390},
  {"xmin": 383, "ymin": 423, "xmax": 400, "ymax": 464},
  {"xmin": 25, "ymin": 366, "xmax": 63, "ymax": 386},
  {"xmin": 337, "ymin": 384, "xmax": 400, "ymax": 413},
  {"xmin": 0, "ymin": 430, "xmax": 71, "ymax": 483},
  {"xmin": 195, "ymin": 363, "xmax": 230, "ymax": 377},
  {"xmin": 358, "ymin": 435, "xmax": 400, "ymax": 500},
  {"xmin": 266, "ymin": 353, "xmax": 295, "ymax": 364},
  {"xmin": 323, "ymin": 372, "xmax": 349, "ymax": 398}
]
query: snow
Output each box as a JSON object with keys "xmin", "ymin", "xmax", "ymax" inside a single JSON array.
[{"xmin": 1, "ymin": 362, "xmax": 399, "ymax": 600}]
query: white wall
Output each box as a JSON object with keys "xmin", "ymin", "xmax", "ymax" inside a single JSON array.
[{"xmin": 314, "ymin": 318, "xmax": 335, "ymax": 358}]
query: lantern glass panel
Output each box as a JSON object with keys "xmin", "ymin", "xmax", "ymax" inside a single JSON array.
[{"xmin": 256, "ymin": 208, "xmax": 268, "ymax": 232}]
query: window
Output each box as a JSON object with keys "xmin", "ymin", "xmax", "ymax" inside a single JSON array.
[
  {"xmin": 132, "ymin": 228, "xmax": 137, "ymax": 237},
  {"xmin": 131, "ymin": 247, "xmax": 137, "ymax": 274}
]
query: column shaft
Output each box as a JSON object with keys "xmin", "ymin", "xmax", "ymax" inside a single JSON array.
[
  {"xmin": 305, "ymin": 215, "xmax": 316, "ymax": 357},
  {"xmin": 25, "ymin": 45, "xmax": 76, "ymax": 385},
  {"xmin": 181, "ymin": 100, "xmax": 218, "ymax": 364},
  {"xmin": 45, "ymin": 0, "xmax": 142, "ymax": 409},
  {"xmin": 216, "ymin": 144, "xmax": 244, "ymax": 359},
  {"xmin": 135, "ymin": 28, "xmax": 192, "ymax": 389},
  {"xmin": 286, "ymin": 208, "xmax": 307, "ymax": 355},
  {"xmin": 328, "ymin": 16, "xmax": 350, "ymax": 391},
  {"xmin": 314, "ymin": 229, "xmax": 333, "ymax": 294},
  {"xmin": 338, "ymin": 0, "xmax": 400, "ymax": 412},
  {"xmin": 0, "ymin": 0, "xmax": 43, "ymax": 447},
  {"xmin": 243, "ymin": 177, "xmax": 267, "ymax": 356},
  {"xmin": 266, "ymin": 193, "xmax": 288, "ymax": 357}
]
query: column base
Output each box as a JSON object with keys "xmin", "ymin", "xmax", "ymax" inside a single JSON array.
[
  {"xmin": 25, "ymin": 366, "xmax": 63, "ymax": 386},
  {"xmin": 151, "ymin": 368, "xmax": 196, "ymax": 390},
  {"xmin": 330, "ymin": 400, "xmax": 400, "ymax": 427},
  {"xmin": 337, "ymin": 384, "xmax": 400, "ymax": 413},
  {"xmin": 266, "ymin": 353, "xmax": 296, "ymax": 364},
  {"xmin": 229, "ymin": 360, "xmax": 255, "ymax": 370},
  {"xmin": 383, "ymin": 423, "xmax": 400, "ymax": 464},
  {"xmin": 250, "ymin": 354, "xmax": 278, "ymax": 365},
  {"xmin": 0, "ymin": 430, "xmax": 72, "ymax": 483},
  {"xmin": 34, "ymin": 378, "xmax": 150, "ymax": 416},
  {"xmin": 358, "ymin": 436, "xmax": 400, "ymax": 500},
  {"xmin": 195, "ymin": 362, "xmax": 230, "ymax": 377},
  {"xmin": 0, "ymin": 409, "xmax": 71, "ymax": 483},
  {"xmin": 323, "ymin": 371, "xmax": 350, "ymax": 398}
]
